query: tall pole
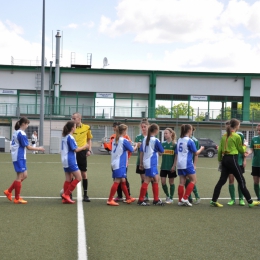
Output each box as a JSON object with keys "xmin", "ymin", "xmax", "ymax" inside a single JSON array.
[{"xmin": 39, "ymin": 0, "xmax": 45, "ymax": 147}]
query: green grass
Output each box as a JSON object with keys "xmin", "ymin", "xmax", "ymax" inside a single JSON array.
[{"xmin": 0, "ymin": 153, "xmax": 259, "ymax": 260}]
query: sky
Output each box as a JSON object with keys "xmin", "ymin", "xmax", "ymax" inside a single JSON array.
[{"xmin": 1, "ymin": 0, "xmax": 260, "ymax": 73}]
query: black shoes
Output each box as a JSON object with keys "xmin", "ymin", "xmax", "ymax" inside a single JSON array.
[{"xmin": 83, "ymin": 196, "xmax": 91, "ymax": 202}]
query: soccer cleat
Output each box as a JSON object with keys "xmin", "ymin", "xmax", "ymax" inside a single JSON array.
[
  {"xmin": 126, "ymin": 197, "xmax": 136, "ymax": 204},
  {"xmin": 188, "ymin": 198, "xmax": 193, "ymax": 204},
  {"xmin": 194, "ymin": 198, "xmax": 201, "ymax": 205},
  {"xmin": 13, "ymin": 198, "xmax": 27, "ymax": 204},
  {"xmin": 210, "ymin": 201, "xmax": 223, "ymax": 207},
  {"xmin": 4, "ymin": 190, "xmax": 12, "ymax": 201},
  {"xmin": 178, "ymin": 201, "xmax": 185, "ymax": 206},
  {"xmin": 113, "ymin": 197, "xmax": 123, "ymax": 202},
  {"xmin": 181, "ymin": 198, "xmax": 192, "ymax": 207},
  {"xmin": 137, "ymin": 200, "xmax": 150, "ymax": 206},
  {"xmin": 165, "ymin": 197, "xmax": 173, "ymax": 204},
  {"xmin": 62, "ymin": 194, "xmax": 75, "ymax": 204},
  {"xmin": 239, "ymin": 199, "xmax": 245, "ymax": 206},
  {"xmin": 83, "ymin": 196, "xmax": 91, "ymax": 202},
  {"xmin": 144, "ymin": 196, "xmax": 149, "ymax": 202},
  {"xmin": 107, "ymin": 200, "xmax": 119, "ymax": 206},
  {"xmin": 227, "ymin": 200, "xmax": 236, "ymax": 206},
  {"xmin": 153, "ymin": 199, "xmax": 165, "ymax": 206},
  {"xmin": 248, "ymin": 201, "xmax": 260, "ymax": 208},
  {"xmin": 62, "ymin": 199, "xmax": 74, "ymax": 204}
]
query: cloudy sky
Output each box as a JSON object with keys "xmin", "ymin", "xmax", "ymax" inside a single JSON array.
[{"xmin": 1, "ymin": 0, "xmax": 260, "ymax": 72}]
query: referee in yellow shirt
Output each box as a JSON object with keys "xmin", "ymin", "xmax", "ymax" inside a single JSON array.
[{"xmin": 71, "ymin": 112, "xmax": 93, "ymax": 202}]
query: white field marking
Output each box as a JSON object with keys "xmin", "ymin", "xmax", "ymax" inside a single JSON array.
[{"xmin": 77, "ymin": 184, "xmax": 87, "ymax": 260}]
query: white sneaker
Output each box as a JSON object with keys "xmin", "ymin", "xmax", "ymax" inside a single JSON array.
[
  {"xmin": 194, "ymin": 198, "xmax": 201, "ymax": 205},
  {"xmin": 181, "ymin": 198, "xmax": 192, "ymax": 207},
  {"xmin": 165, "ymin": 197, "xmax": 173, "ymax": 204},
  {"xmin": 178, "ymin": 201, "xmax": 185, "ymax": 206}
]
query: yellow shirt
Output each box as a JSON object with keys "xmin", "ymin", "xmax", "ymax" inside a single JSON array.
[{"xmin": 73, "ymin": 123, "xmax": 93, "ymax": 148}]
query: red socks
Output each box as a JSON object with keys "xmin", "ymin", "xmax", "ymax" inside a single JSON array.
[
  {"xmin": 8, "ymin": 181, "xmax": 16, "ymax": 193},
  {"xmin": 152, "ymin": 183, "xmax": 159, "ymax": 201},
  {"xmin": 14, "ymin": 181, "xmax": 21, "ymax": 200},
  {"xmin": 121, "ymin": 181, "xmax": 130, "ymax": 200},
  {"xmin": 64, "ymin": 179, "xmax": 80, "ymax": 195},
  {"xmin": 183, "ymin": 182, "xmax": 195, "ymax": 200},
  {"xmin": 109, "ymin": 182, "xmax": 119, "ymax": 201},
  {"xmin": 63, "ymin": 181, "xmax": 70, "ymax": 193},
  {"xmin": 178, "ymin": 185, "xmax": 184, "ymax": 202},
  {"xmin": 139, "ymin": 182, "xmax": 148, "ymax": 201}
]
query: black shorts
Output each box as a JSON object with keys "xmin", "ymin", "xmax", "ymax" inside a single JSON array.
[
  {"xmin": 136, "ymin": 165, "xmax": 145, "ymax": 174},
  {"xmin": 160, "ymin": 170, "xmax": 177, "ymax": 178},
  {"xmin": 251, "ymin": 166, "xmax": 260, "ymax": 177},
  {"xmin": 76, "ymin": 150, "xmax": 87, "ymax": 172}
]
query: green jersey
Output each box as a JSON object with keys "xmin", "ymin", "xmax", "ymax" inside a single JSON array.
[
  {"xmin": 218, "ymin": 132, "xmax": 246, "ymax": 162},
  {"xmin": 161, "ymin": 141, "xmax": 176, "ymax": 171},
  {"xmin": 191, "ymin": 135, "xmax": 199, "ymax": 162},
  {"xmin": 250, "ymin": 135, "xmax": 260, "ymax": 167},
  {"xmin": 135, "ymin": 134, "xmax": 145, "ymax": 165},
  {"xmin": 237, "ymin": 132, "xmax": 245, "ymax": 166}
]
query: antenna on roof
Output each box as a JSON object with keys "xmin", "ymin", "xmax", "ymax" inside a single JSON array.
[{"xmin": 103, "ymin": 57, "xmax": 109, "ymax": 68}]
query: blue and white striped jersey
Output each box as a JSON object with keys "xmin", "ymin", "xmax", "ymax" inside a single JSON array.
[
  {"xmin": 11, "ymin": 130, "xmax": 29, "ymax": 162},
  {"xmin": 61, "ymin": 134, "xmax": 78, "ymax": 168},
  {"xmin": 111, "ymin": 137, "xmax": 133, "ymax": 171},
  {"xmin": 175, "ymin": 137, "xmax": 197, "ymax": 169},
  {"xmin": 140, "ymin": 136, "xmax": 164, "ymax": 169}
]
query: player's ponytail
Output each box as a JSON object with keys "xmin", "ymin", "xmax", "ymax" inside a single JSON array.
[
  {"xmin": 180, "ymin": 124, "xmax": 192, "ymax": 138},
  {"xmin": 62, "ymin": 121, "xmax": 75, "ymax": 137},
  {"xmin": 115, "ymin": 124, "xmax": 128, "ymax": 144},
  {"xmin": 227, "ymin": 118, "xmax": 240, "ymax": 138},
  {"xmin": 15, "ymin": 117, "xmax": 30, "ymax": 130},
  {"xmin": 146, "ymin": 123, "xmax": 159, "ymax": 146}
]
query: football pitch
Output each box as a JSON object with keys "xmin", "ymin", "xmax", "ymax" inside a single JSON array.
[{"xmin": 0, "ymin": 153, "xmax": 259, "ymax": 260}]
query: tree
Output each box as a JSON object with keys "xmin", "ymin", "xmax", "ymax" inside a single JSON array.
[
  {"xmin": 171, "ymin": 103, "xmax": 195, "ymax": 118},
  {"xmin": 195, "ymin": 112, "xmax": 206, "ymax": 122},
  {"xmin": 155, "ymin": 105, "xmax": 170, "ymax": 117}
]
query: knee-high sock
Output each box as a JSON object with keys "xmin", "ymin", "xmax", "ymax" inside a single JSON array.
[
  {"xmin": 126, "ymin": 178, "xmax": 130, "ymax": 196},
  {"xmin": 121, "ymin": 181, "xmax": 130, "ymax": 200},
  {"xmin": 183, "ymin": 182, "xmax": 195, "ymax": 200},
  {"xmin": 8, "ymin": 181, "xmax": 16, "ymax": 193},
  {"xmin": 162, "ymin": 184, "xmax": 169, "ymax": 197},
  {"xmin": 238, "ymin": 184, "xmax": 243, "ymax": 200},
  {"xmin": 170, "ymin": 184, "xmax": 175, "ymax": 199},
  {"xmin": 63, "ymin": 181, "xmax": 70, "ymax": 193},
  {"xmin": 65, "ymin": 179, "xmax": 80, "ymax": 195},
  {"xmin": 193, "ymin": 185, "xmax": 200, "ymax": 199},
  {"xmin": 117, "ymin": 182, "xmax": 123, "ymax": 198},
  {"xmin": 109, "ymin": 182, "xmax": 119, "ymax": 201},
  {"xmin": 229, "ymin": 184, "xmax": 235, "ymax": 201},
  {"xmin": 254, "ymin": 184, "xmax": 260, "ymax": 200},
  {"xmin": 139, "ymin": 182, "xmax": 148, "ymax": 201},
  {"xmin": 141, "ymin": 180, "xmax": 149, "ymax": 198},
  {"xmin": 82, "ymin": 179, "xmax": 88, "ymax": 197},
  {"xmin": 178, "ymin": 185, "xmax": 184, "ymax": 202},
  {"xmin": 152, "ymin": 183, "xmax": 159, "ymax": 201},
  {"xmin": 14, "ymin": 181, "xmax": 21, "ymax": 200}
]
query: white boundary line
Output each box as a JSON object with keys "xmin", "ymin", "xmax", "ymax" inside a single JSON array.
[{"xmin": 77, "ymin": 184, "xmax": 88, "ymax": 260}]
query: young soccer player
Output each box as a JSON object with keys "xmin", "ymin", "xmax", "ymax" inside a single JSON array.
[
  {"xmin": 135, "ymin": 118, "xmax": 150, "ymax": 201},
  {"xmin": 107, "ymin": 124, "xmax": 137, "ymax": 206},
  {"xmin": 173, "ymin": 124, "xmax": 204, "ymax": 207},
  {"xmin": 160, "ymin": 128, "xmax": 177, "ymax": 204},
  {"xmin": 185, "ymin": 126, "xmax": 201, "ymax": 204},
  {"xmin": 246, "ymin": 124, "xmax": 260, "ymax": 201},
  {"xmin": 137, "ymin": 123, "xmax": 165, "ymax": 206},
  {"xmin": 4, "ymin": 117, "xmax": 45, "ymax": 204},
  {"xmin": 211, "ymin": 118, "xmax": 260, "ymax": 208},
  {"xmin": 107, "ymin": 122, "xmax": 132, "ymax": 202},
  {"xmin": 61, "ymin": 121, "xmax": 89, "ymax": 204},
  {"xmin": 225, "ymin": 120, "xmax": 246, "ymax": 206}
]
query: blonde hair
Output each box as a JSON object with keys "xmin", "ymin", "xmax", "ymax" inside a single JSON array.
[
  {"xmin": 165, "ymin": 127, "xmax": 176, "ymax": 145},
  {"xmin": 115, "ymin": 124, "xmax": 128, "ymax": 144}
]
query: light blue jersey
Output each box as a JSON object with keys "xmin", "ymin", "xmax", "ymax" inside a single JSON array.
[
  {"xmin": 111, "ymin": 137, "xmax": 133, "ymax": 178},
  {"xmin": 61, "ymin": 134, "xmax": 78, "ymax": 168},
  {"xmin": 140, "ymin": 136, "xmax": 164, "ymax": 170},
  {"xmin": 11, "ymin": 130, "xmax": 29, "ymax": 162},
  {"xmin": 175, "ymin": 137, "xmax": 197, "ymax": 170}
]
